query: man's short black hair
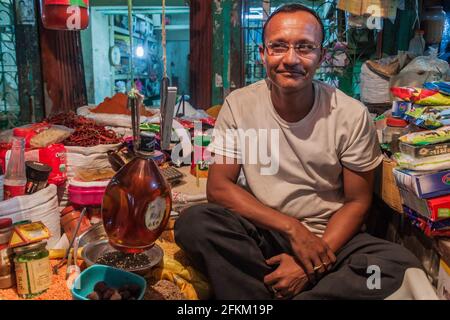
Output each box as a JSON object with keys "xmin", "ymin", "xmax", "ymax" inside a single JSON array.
[{"xmin": 262, "ymin": 3, "xmax": 325, "ymax": 47}]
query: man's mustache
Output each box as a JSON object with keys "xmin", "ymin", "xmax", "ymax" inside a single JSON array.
[{"xmin": 277, "ymin": 69, "xmax": 307, "ymax": 76}]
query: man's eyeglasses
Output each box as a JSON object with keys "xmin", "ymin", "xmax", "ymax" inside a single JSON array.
[{"xmin": 265, "ymin": 41, "xmax": 321, "ymax": 56}]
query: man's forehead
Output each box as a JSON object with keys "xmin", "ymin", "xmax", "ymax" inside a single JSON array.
[{"xmin": 265, "ymin": 11, "xmax": 322, "ymax": 41}]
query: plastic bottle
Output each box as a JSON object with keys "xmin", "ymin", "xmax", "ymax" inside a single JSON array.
[
  {"xmin": 4, "ymin": 137, "xmax": 26, "ymax": 200},
  {"xmin": 0, "ymin": 166, "xmax": 4, "ymax": 202},
  {"xmin": 408, "ymin": 30, "xmax": 426, "ymax": 56}
]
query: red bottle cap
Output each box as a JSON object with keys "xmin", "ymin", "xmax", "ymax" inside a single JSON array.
[
  {"xmin": 387, "ymin": 118, "xmax": 408, "ymax": 127},
  {"xmin": 0, "ymin": 218, "xmax": 12, "ymax": 229}
]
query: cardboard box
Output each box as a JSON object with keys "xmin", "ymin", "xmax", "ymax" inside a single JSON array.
[
  {"xmin": 392, "ymin": 101, "xmax": 412, "ymax": 118},
  {"xmin": 437, "ymin": 259, "xmax": 450, "ymax": 300},
  {"xmin": 403, "ymin": 206, "xmax": 450, "ymax": 237},
  {"xmin": 399, "ymin": 142, "xmax": 450, "ymax": 158},
  {"xmin": 394, "ymin": 168, "xmax": 450, "ymax": 199},
  {"xmin": 399, "ymin": 189, "xmax": 450, "ymax": 220}
]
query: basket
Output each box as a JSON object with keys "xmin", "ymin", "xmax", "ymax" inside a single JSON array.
[{"xmin": 381, "ymin": 158, "xmax": 404, "ymax": 213}]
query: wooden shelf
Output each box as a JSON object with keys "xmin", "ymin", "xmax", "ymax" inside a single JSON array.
[
  {"xmin": 115, "ymin": 73, "xmax": 149, "ymax": 80},
  {"xmin": 113, "ymin": 26, "xmax": 156, "ymax": 42}
]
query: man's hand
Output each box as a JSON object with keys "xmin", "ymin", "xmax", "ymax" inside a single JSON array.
[
  {"xmin": 286, "ymin": 221, "xmax": 336, "ymax": 283},
  {"xmin": 263, "ymin": 254, "xmax": 309, "ymax": 299}
]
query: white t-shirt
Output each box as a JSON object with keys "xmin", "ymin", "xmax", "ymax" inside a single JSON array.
[{"xmin": 208, "ymin": 79, "xmax": 383, "ymax": 235}]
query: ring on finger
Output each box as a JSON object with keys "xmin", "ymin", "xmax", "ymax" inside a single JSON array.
[{"xmin": 313, "ymin": 264, "xmax": 324, "ymax": 271}]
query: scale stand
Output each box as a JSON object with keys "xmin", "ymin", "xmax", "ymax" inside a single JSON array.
[{"xmin": 160, "ymin": 77, "xmax": 178, "ymax": 151}]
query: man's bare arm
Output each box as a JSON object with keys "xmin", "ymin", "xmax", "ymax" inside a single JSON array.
[
  {"xmin": 207, "ymin": 156, "xmax": 336, "ymax": 279},
  {"xmin": 207, "ymin": 156, "xmax": 298, "ymax": 234},
  {"xmin": 322, "ymin": 167, "xmax": 375, "ymax": 253}
]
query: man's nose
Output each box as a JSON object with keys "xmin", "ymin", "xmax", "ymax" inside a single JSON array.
[{"xmin": 282, "ymin": 46, "xmax": 301, "ymax": 65}]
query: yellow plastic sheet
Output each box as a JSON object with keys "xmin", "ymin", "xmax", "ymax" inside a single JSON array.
[{"xmin": 150, "ymin": 256, "xmax": 211, "ymax": 300}]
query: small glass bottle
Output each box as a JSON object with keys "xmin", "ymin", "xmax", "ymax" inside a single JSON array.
[
  {"xmin": 14, "ymin": 241, "xmax": 52, "ymax": 299},
  {"xmin": 4, "ymin": 137, "xmax": 26, "ymax": 200},
  {"xmin": 102, "ymin": 132, "xmax": 172, "ymax": 253},
  {"xmin": 382, "ymin": 118, "xmax": 410, "ymax": 154}
]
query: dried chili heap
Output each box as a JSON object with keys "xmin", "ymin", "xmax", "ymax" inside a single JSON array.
[{"xmin": 45, "ymin": 112, "xmax": 121, "ymax": 147}]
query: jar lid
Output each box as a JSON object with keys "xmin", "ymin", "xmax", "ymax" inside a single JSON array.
[
  {"xmin": 387, "ymin": 118, "xmax": 408, "ymax": 127},
  {"xmin": 25, "ymin": 161, "xmax": 52, "ymax": 181},
  {"xmin": 140, "ymin": 132, "xmax": 156, "ymax": 152},
  {"xmin": 13, "ymin": 241, "xmax": 47, "ymax": 254},
  {"xmin": 0, "ymin": 218, "xmax": 12, "ymax": 229}
]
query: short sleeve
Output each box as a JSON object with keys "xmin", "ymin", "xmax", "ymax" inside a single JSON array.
[
  {"xmin": 207, "ymin": 98, "xmax": 241, "ymax": 159},
  {"xmin": 339, "ymin": 108, "xmax": 383, "ymax": 172}
]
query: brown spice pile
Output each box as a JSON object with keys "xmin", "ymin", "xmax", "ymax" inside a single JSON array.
[
  {"xmin": 145, "ymin": 280, "xmax": 185, "ymax": 300},
  {"xmin": 91, "ymin": 93, "xmax": 155, "ymax": 117}
]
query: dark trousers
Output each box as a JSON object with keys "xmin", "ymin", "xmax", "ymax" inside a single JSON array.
[{"xmin": 174, "ymin": 203, "xmax": 422, "ymax": 300}]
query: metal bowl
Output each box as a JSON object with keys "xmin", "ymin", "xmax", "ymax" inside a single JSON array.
[
  {"xmin": 77, "ymin": 223, "xmax": 107, "ymax": 248},
  {"xmin": 82, "ymin": 239, "xmax": 164, "ymax": 276}
]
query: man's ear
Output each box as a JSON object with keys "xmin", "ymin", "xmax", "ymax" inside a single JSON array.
[
  {"xmin": 319, "ymin": 47, "xmax": 327, "ymax": 64},
  {"xmin": 259, "ymin": 45, "xmax": 265, "ymax": 63}
]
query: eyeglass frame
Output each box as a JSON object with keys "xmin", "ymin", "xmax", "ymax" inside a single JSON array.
[{"xmin": 264, "ymin": 41, "xmax": 322, "ymax": 57}]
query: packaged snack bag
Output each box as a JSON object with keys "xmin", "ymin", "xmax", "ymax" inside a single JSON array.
[{"xmin": 391, "ymin": 87, "xmax": 450, "ymax": 105}]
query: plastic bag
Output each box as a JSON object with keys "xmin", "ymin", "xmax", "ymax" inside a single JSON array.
[
  {"xmin": 0, "ymin": 143, "xmax": 67, "ymax": 186},
  {"xmin": 391, "ymin": 87, "xmax": 450, "ymax": 105},
  {"xmin": 399, "ymin": 126, "xmax": 450, "ymax": 145},
  {"xmin": 403, "ymin": 106, "xmax": 450, "ymax": 129},
  {"xmin": 423, "ymin": 81, "xmax": 450, "ymax": 95},
  {"xmin": 394, "ymin": 152, "xmax": 450, "ymax": 171},
  {"xmin": 30, "ymin": 125, "xmax": 73, "ymax": 148},
  {"xmin": 149, "ymin": 256, "xmax": 211, "ymax": 300}
]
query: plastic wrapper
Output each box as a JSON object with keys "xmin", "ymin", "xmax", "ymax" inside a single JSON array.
[
  {"xmin": 391, "ymin": 87, "xmax": 450, "ymax": 106},
  {"xmin": 403, "ymin": 106, "xmax": 450, "ymax": 129},
  {"xmin": 30, "ymin": 125, "xmax": 73, "ymax": 148},
  {"xmin": 394, "ymin": 152, "xmax": 450, "ymax": 171},
  {"xmin": 399, "ymin": 126, "xmax": 450, "ymax": 145},
  {"xmin": 423, "ymin": 82, "xmax": 450, "ymax": 96}
]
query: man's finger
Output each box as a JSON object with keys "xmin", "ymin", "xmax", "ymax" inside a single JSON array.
[
  {"xmin": 319, "ymin": 251, "xmax": 331, "ymax": 272},
  {"xmin": 266, "ymin": 254, "xmax": 282, "ymax": 266},
  {"xmin": 263, "ymin": 270, "xmax": 279, "ymax": 285},
  {"xmin": 302, "ymin": 259, "xmax": 316, "ymax": 283}
]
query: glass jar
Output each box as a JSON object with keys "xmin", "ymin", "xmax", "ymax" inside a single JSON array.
[
  {"xmin": 40, "ymin": 0, "xmax": 89, "ymax": 30},
  {"xmin": 14, "ymin": 241, "xmax": 52, "ymax": 299},
  {"xmin": 0, "ymin": 218, "xmax": 14, "ymax": 289},
  {"xmin": 383, "ymin": 118, "xmax": 410, "ymax": 154},
  {"xmin": 421, "ymin": 6, "xmax": 446, "ymax": 45}
]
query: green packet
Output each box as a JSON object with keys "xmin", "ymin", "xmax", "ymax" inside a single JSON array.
[
  {"xmin": 140, "ymin": 123, "xmax": 160, "ymax": 133},
  {"xmin": 399, "ymin": 126, "xmax": 450, "ymax": 146}
]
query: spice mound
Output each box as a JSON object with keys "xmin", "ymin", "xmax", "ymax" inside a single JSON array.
[
  {"xmin": 91, "ymin": 93, "xmax": 155, "ymax": 117},
  {"xmin": 146, "ymin": 280, "xmax": 185, "ymax": 300},
  {"xmin": 45, "ymin": 112, "xmax": 120, "ymax": 146},
  {"xmin": 96, "ymin": 251, "xmax": 151, "ymax": 270}
]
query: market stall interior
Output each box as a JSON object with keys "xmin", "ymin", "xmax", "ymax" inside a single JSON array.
[{"xmin": 0, "ymin": 0, "xmax": 450, "ymax": 300}]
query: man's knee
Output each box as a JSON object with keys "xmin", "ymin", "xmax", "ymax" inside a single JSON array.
[{"xmin": 174, "ymin": 203, "xmax": 225, "ymax": 246}]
